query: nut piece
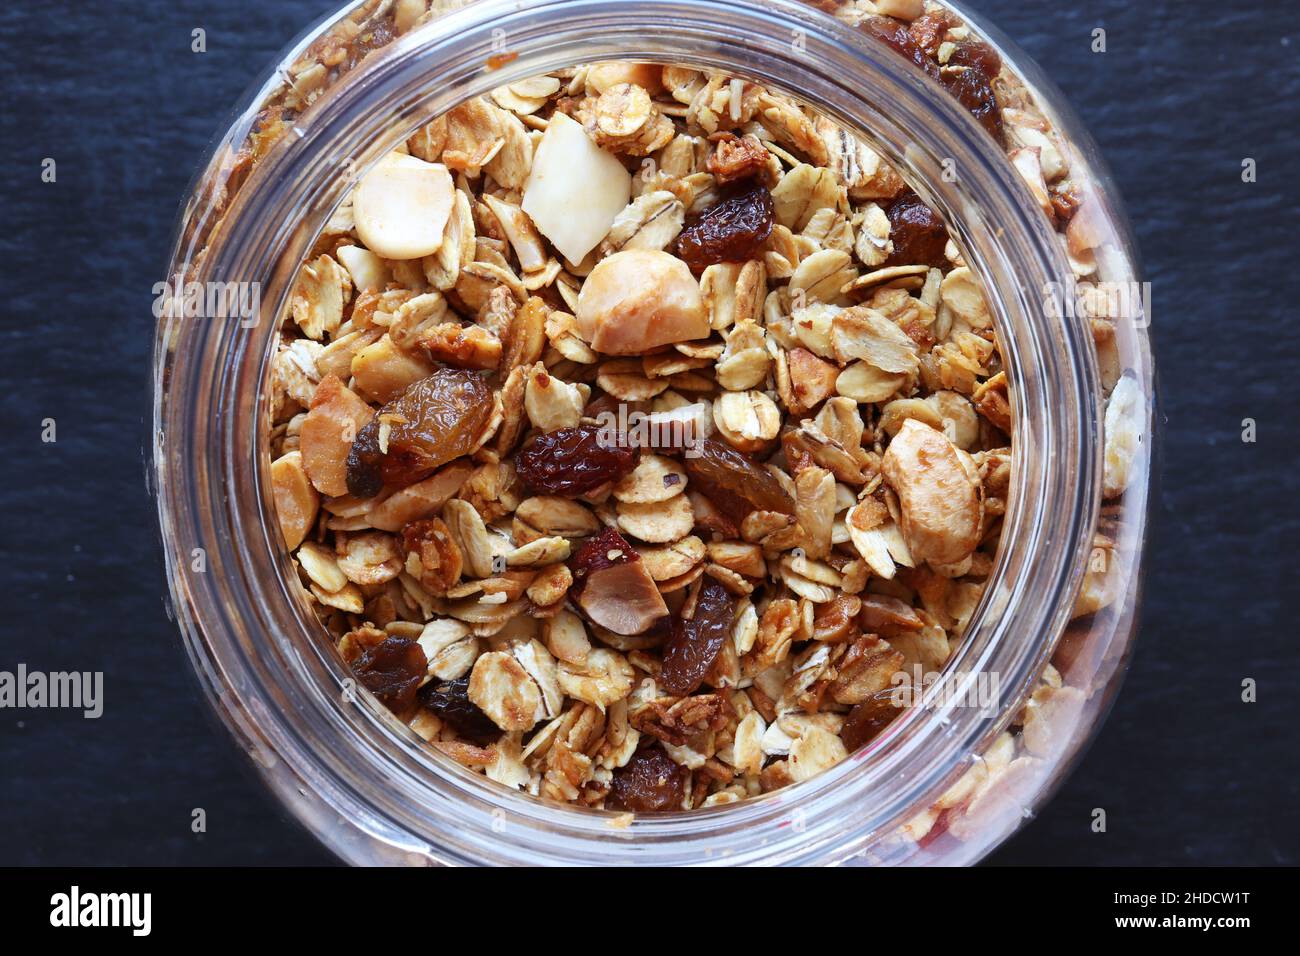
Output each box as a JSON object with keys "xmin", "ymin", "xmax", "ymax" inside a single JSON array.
[
  {"xmin": 299, "ymin": 375, "xmax": 375, "ymax": 497},
  {"xmin": 575, "ymin": 249, "xmax": 709, "ymax": 354},
  {"xmin": 575, "ymin": 557, "xmax": 669, "ymax": 636},
  {"xmin": 1102, "ymin": 375, "xmax": 1142, "ymax": 500},
  {"xmin": 271, "ymin": 451, "xmax": 319, "ymax": 549},
  {"xmin": 881, "ymin": 419, "xmax": 982, "ymax": 566},
  {"xmin": 353, "ymin": 153, "xmax": 456, "ymax": 260},
  {"xmin": 468, "ymin": 651, "xmax": 542, "ymax": 732},
  {"xmin": 521, "ymin": 112, "xmax": 631, "ymax": 263}
]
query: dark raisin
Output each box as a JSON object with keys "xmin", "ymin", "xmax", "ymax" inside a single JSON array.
[
  {"xmin": 864, "ymin": 14, "xmax": 1003, "ymax": 142},
  {"xmin": 842, "ymin": 688, "xmax": 904, "ymax": 752},
  {"xmin": 347, "ymin": 369, "xmax": 494, "ymax": 498},
  {"xmin": 352, "ymin": 636, "xmax": 427, "ymax": 713},
  {"xmin": 883, "ymin": 190, "xmax": 949, "ymax": 268},
  {"xmin": 515, "ymin": 423, "xmax": 640, "ymax": 498},
  {"xmin": 568, "ymin": 527, "xmax": 636, "ymax": 598},
  {"xmin": 608, "ymin": 746, "xmax": 690, "ymax": 812},
  {"xmin": 660, "ymin": 579, "xmax": 736, "ymax": 696},
  {"xmin": 679, "ymin": 438, "xmax": 794, "ymax": 522},
  {"xmin": 941, "ymin": 63, "xmax": 1004, "ymax": 142},
  {"xmin": 417, "ymin": 676, "xmax": 500, "ymax": 745},
  {"xmin": 674, "ymin": 181, "xmax": 775, "ymax": 274},
  {"xmin": 860, "ymin": 15, "xmax": 940, "ymax": 80},
  {"xmin": 906, "ymin": 10, "xmax": 958, "ymax": 58},
  {"xmin": 947, "ymin": 39, "xmax": 1002, "ymax": 78}
]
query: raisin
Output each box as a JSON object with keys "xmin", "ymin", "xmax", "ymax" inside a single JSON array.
[
  {"xmin": 680, "ymin": 438, "xmax": 794, "ymax": 522},
  {"xmin": 417, "ymin": 676, "xmax": 500, "ymax": 745},
  {"xmin": 941, "ymin": 63, "xmax": 1004, "ymax": 142},
  {"xmin": 906, "ymin": 10, "xmax": 957, "ymax": 58},
  {"xmin": 660, "ymin": 579, "xmax": 736, "ymax": 696},
  {"xmin": 674, "ymin": 181, "xmax": 775, "ymax": 274},
  {"xmin": 842, "ymin": 688, "xmax": 904, "ymax": 752},
  {"xmin": 346, "ymin": 369, "xmax": 493, "ymax": 498},
  {"xmin": 608, "ymin": 746, "xmax": 689, "ymax": 812},
  {"xmin": 864, "ymin": 14, "xmax": 1002, "ymax": 142},
  {"xmin": 860, "ymin": 15, "xmax": 940, "ymax": 80},
  {"xmin": 568, "ymin": 527, "xmax": 636, "ymax": 598},
  {"xmin": 515, "ymin": 423, "xmax": 640, "ymax": 498},
  {"xmin": 947, "ymin": 39, "xmax": 1002, "ymax": 78},
  {"xmin": 352, "ymin": 636, "xmax": 427, "ymax": 714},
  {"xmin": 883, "ymin": 190, "xmax": 949, "ymax": 268}
]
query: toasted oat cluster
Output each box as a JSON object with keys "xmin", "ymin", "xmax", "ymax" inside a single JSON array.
[{"xmin": 265, "ymin": 0, "xmax": 1134, "ymax": 814}]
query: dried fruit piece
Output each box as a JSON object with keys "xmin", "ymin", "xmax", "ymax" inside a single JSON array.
[
  {"xmin": 883, "ymin": 190, "xmax": 948, "ymax": 268},
  {"xmin": 680, "ymin": 437, "xmax": 794, "ymax": 522},
  {"xmin": 352, "ymin": 636, "xmax": 427, "ymax": 713},
  {"xmin": 608, "ymin": 746, "xmax": 689, "ymax": 812},
  {"xmin": 418, "ymin": 675, "xmax": 500, "ymax": 745},
  {"xmin": 943, "ymin": 63, "xmax": 1004, "ymax": 142},
  {"xmin": 660, "ymin": 579, "xmax": 736, "ymax": 695},
  {"xmin": 860, "ymin": 15, "xmax": 940, "ymax": 80},
  {"xmin": 674, "ymin": 181, "xmax": 775, "ymax": 273},
  {"xmin": 515, "ymin": 423, "xmax": 641, "ymax": 498},
  {"xmin": 841, "ymin": 688, "xmax": 903, "ymax": 752},
  {"xmin": 346, "ymin": 369, "xmax": 493, "ymax": 498},
  {"xmin": 569, "ymin": 528, "xmax": 669, "ymax": 636}
]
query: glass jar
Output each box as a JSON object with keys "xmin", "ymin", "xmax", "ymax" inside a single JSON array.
[{"xmin": 153, "ymin": 0, "xmax": 1153, "ymax": 865}]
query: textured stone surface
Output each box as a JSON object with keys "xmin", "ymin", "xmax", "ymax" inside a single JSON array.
[{"xmin": 0, "ymin": 0, "xmax": 1295, "ymax": 865}]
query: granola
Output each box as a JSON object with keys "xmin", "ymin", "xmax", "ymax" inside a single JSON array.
[{"xmin": 261, "ymin": 0, "xmax": 1137, "ymax": 819}]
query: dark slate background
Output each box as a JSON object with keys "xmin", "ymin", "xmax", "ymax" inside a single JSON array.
[{"xmin": 0, "ymin": 0, "xmax": 1296, "ymax": 867}]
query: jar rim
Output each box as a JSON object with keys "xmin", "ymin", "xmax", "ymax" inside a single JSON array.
[{"xmin": 155, "ymin": 0, "xmax": 1108, "ymax": 865}]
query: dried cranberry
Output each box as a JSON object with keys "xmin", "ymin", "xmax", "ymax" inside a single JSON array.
[
  {"xmin": 883, "ymin": 190, "xmax": 949, "ymax": 268},
  {"xmin": 515, "ymin": 423, "xmax": 641, "ymax": 498},
  {"xmin": 674, "ymin": 181, "xmax": 775, "ymax": 274},
  {"xmin": 860, "ymin": 15, "xmax": 940, "ymax": 80},
  {"xmin": 347, "ymin": 369, "xmax": 494, "ymax": 498},
  {"xmin": 417, "ymin": 676, "xmax": 500, "ymax": 745},
  {"xmin": 660, "ymin": 579, "xmax": 736, "ymax": 696},
  {"xmin": 680, "ymin": 438, "xmax": 794, "ymax": 522},
  {"xmin": 608, "ymin": 746, "xmax": 690, "ymax": 812},
  {"xmin": 352, "ymin": 636, "xmax": 427, "ymax": 713}
]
